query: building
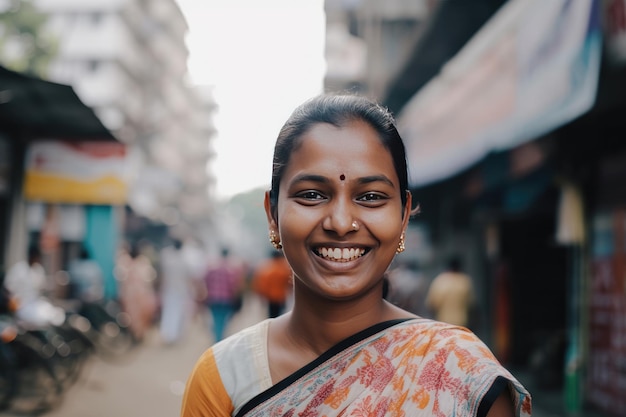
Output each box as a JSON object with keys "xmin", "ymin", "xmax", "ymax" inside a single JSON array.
[
  {"xmin": 325, "ymin": 0, "xmax": 625, "ymax": 415},
  {"xmin": 21, "ymin": 0, "xmax": 218, "ymax": 295},
  {"xmin": 324, "ymin": 0, "xmax": 436, "ymax": 97}
]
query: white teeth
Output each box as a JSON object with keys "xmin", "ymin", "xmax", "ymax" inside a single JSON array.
[{"xmin": 316, "ymin": 247, "xmax": 365, "ymax": 262}]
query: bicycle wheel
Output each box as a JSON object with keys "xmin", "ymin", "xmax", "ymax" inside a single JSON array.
[
  {"xmin": 0, "ymin": 342, "xmax": 18, "ymax": 411},
  {"xmin": 8, "ymin": 331, "xmax": 64, "ymax": 414},
  {"xmin": 79, "ymin": 301, "xmax": 134, "ymax": 361}
]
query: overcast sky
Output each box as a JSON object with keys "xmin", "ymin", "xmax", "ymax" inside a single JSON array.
[{"xmin": 176, "ymin": 0, "xmax": 326, "ymax": 200}]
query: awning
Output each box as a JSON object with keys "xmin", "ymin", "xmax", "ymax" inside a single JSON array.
[
  {"xmin": 397, "ymin": 0, "xmax": 602, "ymax": 188},
  {"xmin": 383, "ymin": 0, "xmax": 508, "ymax": 115},
  {"xmin": 0, "ymin": 65, "xmax": 116, "ymax": 141}
]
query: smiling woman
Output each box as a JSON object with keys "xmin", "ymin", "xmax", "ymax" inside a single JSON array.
[{"xmin": 180, "ymin": 93, "xmax": 532, "ymax": 417}]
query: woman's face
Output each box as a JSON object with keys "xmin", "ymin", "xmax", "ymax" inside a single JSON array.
[{"xmin": 265, "ymin": 120, "xmax": 411, "ymax": 301}]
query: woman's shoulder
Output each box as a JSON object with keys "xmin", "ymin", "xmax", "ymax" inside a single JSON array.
[
  {"xmin": 391, "ymin": 319, "xmax": 531, "ymax": 416},
  {"xmin": 182, "ymin": 322, "xmax": 270, "ymax": 417},
  {"xmin": 395, "ymin": 318, "xmax": 491, "ymax": 352},
  {"xmin": 210, "ymin": 319, "xmax": 274, "ymax": 410}
]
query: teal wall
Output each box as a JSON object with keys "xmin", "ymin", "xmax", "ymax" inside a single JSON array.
[{"xmin": 84, "ymin": 205, "xmax": 120, "ymax": 299}]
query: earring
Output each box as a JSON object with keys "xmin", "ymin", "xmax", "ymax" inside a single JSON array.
[
  {"xmin": 269, "ymin": 230, "xmax": 282, "ymax": 250},
  {"xmin": 396, "ymin": 232, "xmax": 405, "ymax": 254}
]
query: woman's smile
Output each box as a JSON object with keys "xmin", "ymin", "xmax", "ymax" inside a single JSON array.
[{"xmin": 313, "ymin": 246, "xmax": 367, "ymax": 262}]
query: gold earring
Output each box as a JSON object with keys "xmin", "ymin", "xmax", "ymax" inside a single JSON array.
[
  {"xmin": 396, "ymin": 232, "xmax": 405, "ymax": 254},
  {"xmin": 269, "ymin": 230, "xmax": 282, "ymax": 250}
]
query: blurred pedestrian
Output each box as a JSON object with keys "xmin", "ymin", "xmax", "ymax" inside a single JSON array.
[
  {"xmin": 252, "ymin": 250, "xmax": 293, "ymax": 318},
  {"xmin": 202, "ymin": 247, "xmax": 245, "ymax": 342},
  {"xmin": 116, "ymin": 242, "xmax": 158, "ymax": 343},
  {"xmin": 158, "ymin": 238, "xmax": 194, "ymax": 345},
  {"xmin": 180, "ymin": 239, "xmax": 211, "ymax": 320},
  {"xmin": 3, "ymin": 246, "xmax": 65, "ymax": 327},
  {"xmin": 387, "ymin": 258, "xmax": 429, "ymax": 317},
  {"xmin": 425, "ymin": 256, "xmax": 475, "ymax": 328},
  {"xmin": 68, "ymin": 245, "xmax": 104, "ymax": 302}
]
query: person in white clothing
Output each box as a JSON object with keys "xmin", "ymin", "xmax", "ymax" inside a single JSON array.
[
  {"xmin": 159, "ymin": 239, "xmax": 194, "ymax": 344},
  {"xmin": 68, "ymin": 246, "xmax": 104, "ymax": 302},
  {"xmin": 4, "ymin": 246, "xmax": 65, "ymax": 327}
]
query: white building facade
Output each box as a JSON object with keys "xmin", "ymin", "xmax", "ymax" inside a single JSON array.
[{"xmin": 34, "ymin": 0, "xmax": 217, "ymax": 243}]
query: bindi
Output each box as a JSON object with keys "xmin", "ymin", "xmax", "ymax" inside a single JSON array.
[{"xmin": 339, "ymin": 174, "xmax": 345, "ymax": 181}]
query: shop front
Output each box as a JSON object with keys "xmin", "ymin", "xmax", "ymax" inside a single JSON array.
[
  {"xmin": 383, "ymin": 0, "xmax": 607, "ymax": 412},
  {"xmin": 22, "ymin": 141, "xmax": 128, "ymax": 299},
  {"xmin": 0, "ymin": 66, "xmax": 119, "ymax": 298}
]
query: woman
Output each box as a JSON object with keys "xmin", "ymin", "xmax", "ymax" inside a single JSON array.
[
  {"xmin": 117, "ymin": 242, "xmax": 158, "ymax": 343},
  {"xmin": 181, "ymin": 94, "xmax": 532, "ymax": 417}
]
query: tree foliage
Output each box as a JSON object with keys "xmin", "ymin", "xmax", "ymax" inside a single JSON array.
[{"xmin": 0, "ymin": 0, "xmax": 58, "ymax": 76}]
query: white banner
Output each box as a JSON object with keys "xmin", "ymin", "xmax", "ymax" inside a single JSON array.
[
  {"xmin": 24, "ymin": 141, "xmax": 128, "ymax": 205},
  {"xmin": 399, "ymin": 0, "xmax": 602, "ymax": 187}
]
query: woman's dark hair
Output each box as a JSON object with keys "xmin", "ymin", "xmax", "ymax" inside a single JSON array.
[{"xmin": 268, "ymin": 93, "xmax": 410, "ymax": 217}]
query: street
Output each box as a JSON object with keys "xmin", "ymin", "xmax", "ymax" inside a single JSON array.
[
  {"xmin": 1, "ymin": 293, "xmax": 606, "ymax": 417},
  {"xmin": 1, "ymin": 292, "xmax": 268, "ymax": 417}
]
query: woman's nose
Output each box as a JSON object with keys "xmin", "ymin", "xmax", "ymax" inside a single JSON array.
[{"xmin": 321, "ymin": 198, "xmax": 355, "ymax": 236}]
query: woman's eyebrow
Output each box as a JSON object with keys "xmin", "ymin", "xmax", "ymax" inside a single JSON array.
[
  {"xmin": 357, "ymin": 175, "xmax": 394, "ymax": 187},
  {"xmin": 289, "ymin": 173, "xmax": 329, "ymax": 185}
]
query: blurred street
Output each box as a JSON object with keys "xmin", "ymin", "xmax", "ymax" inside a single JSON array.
[
  {"xmin": 1, "ymin": 290, "xmax": 608, "ymax": 417},
  {"xmin": 0, "ymin": 293, "xmax": 267, "ymax": 417},
  {"xmin": 2, "ymin": 1, "xmax": 625, "ymax": 415}
]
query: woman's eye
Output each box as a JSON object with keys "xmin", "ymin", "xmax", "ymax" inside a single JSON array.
[
  {"xmin": 358, "ymin": 193, "xmax": 386, "ymax": 202},
  {"xmin": 296, "ymin": 191, "xmax": 325, "ymax": 201}
]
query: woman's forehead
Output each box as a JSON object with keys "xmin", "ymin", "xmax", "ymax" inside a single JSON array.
[{"xmin": 283, "ymin": 121, "xmax": 397, "ymax": 183}]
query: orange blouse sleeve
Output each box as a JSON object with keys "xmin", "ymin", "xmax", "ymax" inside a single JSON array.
[{"xmin": 180, "ymin": 348, "xmax": 233, "ymax": 417}]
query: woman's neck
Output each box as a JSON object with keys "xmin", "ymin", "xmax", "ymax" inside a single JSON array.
[
  {"xmin": 285, "ymin": 295, "xmax": 408, "ymax": 355},
  {"xmin": 267, "ymin": 295, "xmax": 415, "ymax": 384}
]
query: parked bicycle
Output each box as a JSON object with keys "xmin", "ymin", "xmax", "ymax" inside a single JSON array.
[{"xmin": 0, "ymin": 280, "xmax": 136, "ymax": 413}]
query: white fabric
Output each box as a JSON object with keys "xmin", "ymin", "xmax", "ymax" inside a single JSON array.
[
  {"xmin": 212, "ymin": 319, "xmax": 272, "ymax": 415},
  {"xmin": 159, "ymin": 245, "xmax": 194, "ymax": 343},
  {"xmin": 4, "ymin": 261, "xmax": 65, "ymax": 327}
]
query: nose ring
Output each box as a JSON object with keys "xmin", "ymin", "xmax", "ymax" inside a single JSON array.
[{"xmin": 351, "ymin": 221, "xmax": 359, "ymax": 231}]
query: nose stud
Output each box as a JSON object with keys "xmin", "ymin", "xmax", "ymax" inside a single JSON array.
[{"xmin": 351, "ymin": 221, "xmax": 359, "ymax": 231}]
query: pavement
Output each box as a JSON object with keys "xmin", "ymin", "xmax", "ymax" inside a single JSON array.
[
  {"xmin": 1, "ymin": 292, "xmax": 268, "ymax": 417},
  {"xmin": 0, "ymin": 292, "xmax": 612, "ymax": 417}
]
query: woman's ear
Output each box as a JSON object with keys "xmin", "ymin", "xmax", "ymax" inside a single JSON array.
[
  {"xmin": 264, "ymin": 190, "xmax": 277, "ymax": 230},
  {"xmin": 402, "ymin": 190, "xmax": 413, "ymax": 228}
]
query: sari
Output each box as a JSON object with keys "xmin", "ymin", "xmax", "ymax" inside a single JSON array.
[{"xmin": 181, "ymin": 318, "xmax": 532, "ymax": 417}]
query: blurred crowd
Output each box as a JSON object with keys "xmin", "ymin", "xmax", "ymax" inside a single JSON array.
[{"xmin": 2, "ymin": 237, "xmax": 480, "ymax": 348}]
